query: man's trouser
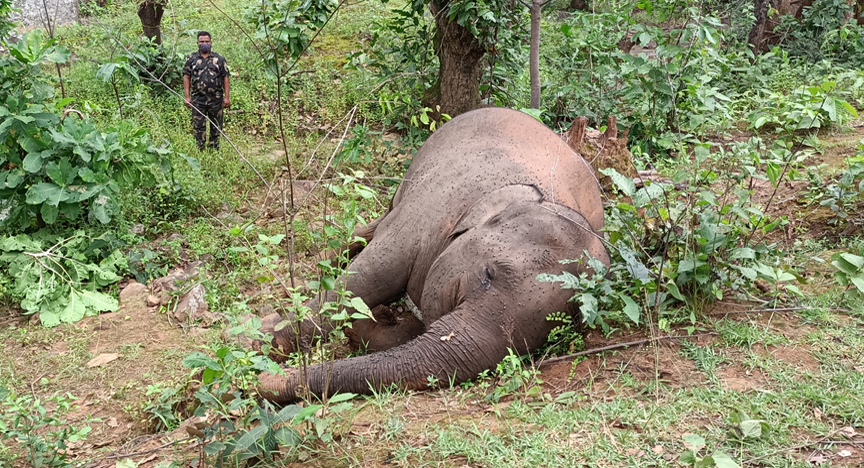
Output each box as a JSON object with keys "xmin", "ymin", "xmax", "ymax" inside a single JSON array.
[{"xmin": 191, "ymin": 97, "xmax": 224, "ymax": 150}]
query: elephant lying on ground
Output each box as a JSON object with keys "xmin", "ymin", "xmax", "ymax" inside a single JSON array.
[{"xmin": 256, "ymin": 107, "xmax": 609, "ymax": 402}]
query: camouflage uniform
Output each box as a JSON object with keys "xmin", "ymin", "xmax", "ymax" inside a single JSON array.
[{"xmin": 183, "ymin": 51, "xmax": 230, "ymax": 150}]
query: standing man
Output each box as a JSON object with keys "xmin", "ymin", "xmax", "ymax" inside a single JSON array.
[{"xmin": 183, "ymin": 31, "xmax": 230, "ymax": 151}]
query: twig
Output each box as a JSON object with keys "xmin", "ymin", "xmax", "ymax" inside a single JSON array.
[
  {"xmin": 742, "ymin": 431, "xmax": 838, "ymax": 465},
  {"xmin": 92, "ymin": 437, "xmax": 195, "ymax": 462},
  {"xmin": 538, "ymin": 333, "xmax": 717, "ymax": 366}
]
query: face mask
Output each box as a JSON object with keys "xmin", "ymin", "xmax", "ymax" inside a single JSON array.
[{"xmin": 198, "ymin": 43, "xmax": 211, "ymax": 54}]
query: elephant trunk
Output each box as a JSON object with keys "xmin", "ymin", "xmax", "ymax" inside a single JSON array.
[{"xmin": 260, "ymin": 304, "xmax": 506, "ymax": 403}]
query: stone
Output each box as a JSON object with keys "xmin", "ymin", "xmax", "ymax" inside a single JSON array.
[
  {"xmin": 119, "ymin": 282, "xmax": 148, "ymax": 305},
  {"xmin": 129, "ymin": 224, "xmax": 146, "ymax": 235},
  {"xmin": 171, "ymin": 284, "xmax": 221, "ymax": 327},
  {"xmin": 145, "ymin": 295, "xmax": 161, "ymax": 307}
]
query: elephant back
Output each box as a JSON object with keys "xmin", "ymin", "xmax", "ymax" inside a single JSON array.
[{"xmin": 396, "ymin": 107, "xmax": 604, "ymax": 233}]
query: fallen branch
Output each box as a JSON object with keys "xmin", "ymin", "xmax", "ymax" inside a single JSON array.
[
  {"xmin": 538, "ymin": 333, "xmax": 718, "ymax": 367},
  {"xmin": 89, "ymin": 437, "xmax": 195, "ymax": 464}
]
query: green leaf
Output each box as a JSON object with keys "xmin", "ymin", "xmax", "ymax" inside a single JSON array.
[
  {"xmin": 232, "ymin": 425, "xmax": 269, "ymax": 453},
  {"xmin": 580, "ymin": 293, "xmax": 598, "ymax": 323},
  {"xmin": 273, "ymin": 405, "xmax": 303, "ymax": 424},
  {"xmin": 60, "ymin": 291, "xmax": 87, "ymax": 323},
  {"xmin": 291, "ymin": 404, "xmax": 323, "ymax": 424},
  {"xmin": 78, "ymin": 290, "xmax": 119, "ymax": 312},
  {"xmin": 203, "ymin": 441, "xmax": 227, "ymax": 455},
  {"xmin": 40, "ymin": 203, "xmax": 59, "ymax": 224},
  {"xmin": 683, "ymin": 433, "xmax": 706, "ymax": 450},
  {"xmin": 321, "ymin": 276, "xmax": 336, "ymax": 291},
  {"xmin": 44, "ymin": 45, "xmax": 71, "ymax": 64},
  {"xmin": 620, "ymin": 295, "xmax": 640, "ymax": 324},
  {"xmin": 59, "ymin": 202, "xmax": 81, "ymax": 220},
  {"xmin": 349, "ymin": 297, "xmax": 372, "ymax": 319},
  {"xmin": 711, "ymin": 452, "xmax": 741, "ymax": 468},
  {"xmin": 327, "ymin": 392, "xmax": 357, "ymax": 403},
  {"xmin": 25, "ymin": 182, "xmax": 64, "ymax": 206},
  {"xmin": 620, "ymin": 247, "xmax": 651, "ymax": 284},
  {"xmin": 273, "ymin": 427, "xmax": 301, "ymax": 447},
  {"xmin": 599, "ymin": 168, "xmax": 636, "ymax": 196},
  {"xmin": 96, "ymin": 63, "xmax": 118, "ymax": 83},
  {"xmin": 839, "ymin": 253, "xmax": 864, "ymax": 270},
  {"xmin": 518, "ymin": 108, "xmax": 543, "ymax": 121},
  {"xmin": 667, "ymin": 281, "xmax": 685, "ymax": 301},
  {"xmin": 183, "ymin": 351, "xmax": 218, "ymax": 369},
  {"xmin": 22, "ymin": 151, "xmax": 45, "ymax": 173},
  {"xmin": 822, "ymin": 96, "xmax": 837, "ymax": 122},
  {"xmin": 839, "ymin": 100, "xmax": 858, "ymax": 118},
  {"xmin": 850, "ymin": 276, "xmax": 864, "ymax": 294},
  {"xmin": 115, "ymin": 459, "xmax": 139, "ymax": 468},
  {"xmin": 739, "ymin": 419, "xmax": 764, "ymax": 438}
]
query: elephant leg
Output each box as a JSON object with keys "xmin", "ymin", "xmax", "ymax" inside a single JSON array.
[
  {"xmin": 346, "ymin": 305, "xmax": 425, "ymax": 352},
  {"xmin": 260, "ymin": 227, "xmax": 418, "ymax": 361}
]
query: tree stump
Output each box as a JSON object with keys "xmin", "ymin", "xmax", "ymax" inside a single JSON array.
[{"xmin": 563, "ymin": 116, "xmax": 636, "ymax": 192}]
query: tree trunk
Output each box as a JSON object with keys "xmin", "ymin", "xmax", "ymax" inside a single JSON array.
[
  {"xmin": 425, "ymin": 1, "xmax": 486, "ymax": 117},
  {"xmin": 529, "ymin": 0, "xmax": 542, "ymax": 109},
  {"xmin": 748, "ymin": 0, "xmax": 816, "ymax": 54},
  {"xmin": 137, "ymin": 0, "xmax": 164, "ymax": 45}
]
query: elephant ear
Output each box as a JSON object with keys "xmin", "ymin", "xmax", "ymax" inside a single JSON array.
[
  {"xmin": 539, "ymin": 200, "xmax": 610, "ymax": 271},
  {"xmin": 450, "ymin": 184, "xmax": 544, "ymax": 238}
]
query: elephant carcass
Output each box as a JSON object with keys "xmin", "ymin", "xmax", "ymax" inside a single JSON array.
[{"xmin": 258, "ymin": 107, "xmax": 609, "ymax": 402}]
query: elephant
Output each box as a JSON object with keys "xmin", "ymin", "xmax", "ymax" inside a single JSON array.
[{"xmin": 255, "ymin": 107, "xmax": 609, "ymax": 403}]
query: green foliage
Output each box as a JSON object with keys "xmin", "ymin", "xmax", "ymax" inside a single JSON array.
[
  {"xmin": 246, "ymin": 0, "xmax": 336, "ymax": 76},
  {"xmin": 0, "ymin": 29, "xmax": 195, "ymax": 232},
  {"xmin": 747, "ymin": 81, "xmax": 858, "ymax": 131},
  {"xmin": 0, "ymin": 387, "xmax": 95, "ymax": 468},
  {"xmin": 831, "ymin": 252, "xmax": 864, "ymax": 295},
  {"xmin": 775, "ymin": 0, "xmax": 854, "ymax": 61},
  {"xmin": 0, "ymin": 0, "xmax": 16, "ymax": 43},
  {"xmin": 142, "ymin": 384, "xmax": 185, "ymax": 432},
  {"xmin": 538, "ymin": 256, "xmax": 642, "ymax": 333},
  {"xmin": 181, "ymin": 338, "xmax": 357, "ymax": 464},
  {"xmin": 486, "ymin": 349, "xmax": 543, "ymax": 403},
  {"xmin": 808, "ymin": 140, "xmax": 864, "ymax": 224},
  {"xmin": 678, "ymin": 433, "xmax": 741, "ymax": 468},
  {"xmin": 0, "ymin": 232, "xmax": 125, "ymax": 327}
]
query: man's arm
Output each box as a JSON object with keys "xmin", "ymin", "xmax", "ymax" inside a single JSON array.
[
  {"xmin": 183, "ymin": 75, "xmax": 192, "ymax": 109},
  {"xmin": 222, "ymin": 76, "xmax": 230, "ymax": 108}
]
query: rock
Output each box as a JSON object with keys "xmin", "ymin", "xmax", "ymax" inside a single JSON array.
[
  {"xmin": 151, "ymin": 261, "xmax": 204, "ymax": 297},
  {"xmin": 253, "ymin": 303, "xmax": 275, "ymax": 317},
  {"xmin": 129, "ymin": 224, "xmax": 146, "ymax": 235},
  {"xmin": 145, "ymin": 295, "xmax": 161, "ymax": 307},
  {"xmin": 119, "ymin": 282, "xmax": 148, "ymax": 305},
  {"xmin": 171, "ymin": 284, "xmax": 222, "ymax": 327},
  {"xmin": 166, "ymin": 233, "xmax": 186, "ymax": 244}
]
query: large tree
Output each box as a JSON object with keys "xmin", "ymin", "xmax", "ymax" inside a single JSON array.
[
  {"xmin": 138, "ymin": 0, "xmax": 165, "ymax": 45},
  {"xmin": 420, "ymin": 0, "xmax": 524, "ymax": 117}
]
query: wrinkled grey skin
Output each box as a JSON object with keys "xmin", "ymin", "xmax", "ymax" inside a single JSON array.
[{"xmin": 256, "ymin": 108, "xmax": 609, "ymax": 403}]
